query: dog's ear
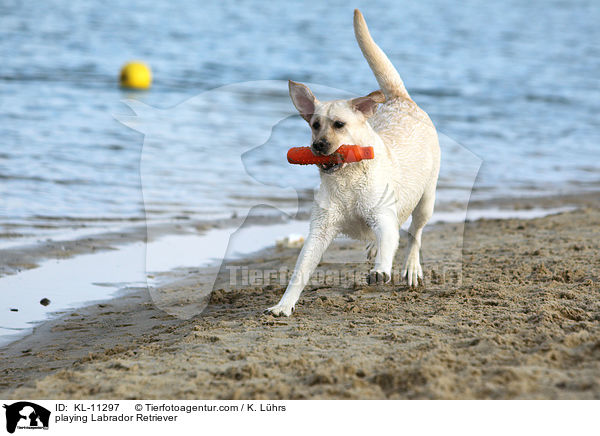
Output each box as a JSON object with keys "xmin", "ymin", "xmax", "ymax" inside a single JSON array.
[
  {"xmin": 351, "ymin": 90, "xmax": 385, "ymax": 118},
  {"xmin": 289, "ymin": 80, "xmax": 318, "ymax": 122}
]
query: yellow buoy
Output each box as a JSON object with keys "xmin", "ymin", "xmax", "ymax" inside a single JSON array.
[{"xmin": 120, "ymin": 61, "xmax": 152, "ymax": 89}]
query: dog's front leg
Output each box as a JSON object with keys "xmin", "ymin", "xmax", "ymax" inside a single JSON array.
[
  {"xmin": 266, "ymin": 213, "xmax": 338, "ymax": 316},
  {"xmin": 367, "ymin": 212, "xmax": 399, "ymax": 284}
]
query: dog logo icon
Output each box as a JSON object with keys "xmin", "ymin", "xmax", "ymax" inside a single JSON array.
[{"xmin": 3, "ymin": 402, "xmax": 50, "ymax": 433}]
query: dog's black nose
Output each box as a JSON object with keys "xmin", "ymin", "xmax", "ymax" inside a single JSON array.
[{"xmin": 312, "ymin": 139, "xmax": 330, "ymax": 155}]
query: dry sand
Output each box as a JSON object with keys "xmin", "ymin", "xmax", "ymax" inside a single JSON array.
[{"xmin": 1, "ymin": 204, "xmax": 599, "ymax": 399}]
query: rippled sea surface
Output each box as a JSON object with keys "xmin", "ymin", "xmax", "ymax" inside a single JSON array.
[{"xmin": 1, "ymin": 0, "xmax": 599, "ymax": 243}]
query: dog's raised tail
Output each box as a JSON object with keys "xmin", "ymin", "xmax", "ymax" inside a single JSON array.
[{"xmin": 353, "ymin": 9, "xmax": 410, "ymax": 100}]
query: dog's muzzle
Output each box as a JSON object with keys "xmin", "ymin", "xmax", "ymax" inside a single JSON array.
[
  {"xmin": 312, "ymin": 139, "xmax": 344, "ymax": 173},
  {"xmin": 311, "ymin": 139, "xmax": 330, "ymax": 155}
]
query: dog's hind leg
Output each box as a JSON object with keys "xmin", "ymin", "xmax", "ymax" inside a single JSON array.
[
  {"xmin": 266, "ymin": 212, "xmax": 338, "ymax": 316},
  {"xmin": 402, "ymin": 183, "xmax": 436, "ymax": 287}
]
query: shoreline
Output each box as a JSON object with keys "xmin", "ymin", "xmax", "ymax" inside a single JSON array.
[
  {"xmin": 0, "ymin": 217, "xmax": 314, "ymax": 346},
  {"xmin": 3, "ymin": 189, "xmax": 597, "ymax": 278},
  {"xmin": 0, "ymin": 191, "xmax": 598, "ymax": 399}
]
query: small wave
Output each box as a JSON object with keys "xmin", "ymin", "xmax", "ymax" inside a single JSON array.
[
  {"xmin": 29, "ymin": 215, "xmax": 144, "ymax": 223},
  {"xmin": 0, "ymin": 174, "xmax": 47, "ymax": 182},
  {"xmin": 412, "ymin": 88, "xmax": 462, "ymax": 98},
  {"xmin": 525, "ymin": 94, "xmax": 572, "ymax": 105}
]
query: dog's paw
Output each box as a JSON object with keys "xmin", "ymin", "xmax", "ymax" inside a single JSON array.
[
  {"xmin": 402, "ymin": 260, "xmax": 423, "ymax": 288},
  {"xmin": 366, "ymin": 270, "xmax": 390, "ymax": 285},
  {"xmin": 264, "ymin": 303, "xmax": 294, "ymax": 317},
  {"xmin": 366, "ymin": 242, "xmax": 378, "ymax": 261}
]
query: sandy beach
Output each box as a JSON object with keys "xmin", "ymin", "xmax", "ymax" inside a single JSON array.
[{"xmin": 1, "ymin": 195, "xmax": 599, "ymax": 400}]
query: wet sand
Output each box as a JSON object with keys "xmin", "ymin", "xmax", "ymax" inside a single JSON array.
[{"xmin": 1, "ymin": 201, "xmax": 599, "ymax": 399}]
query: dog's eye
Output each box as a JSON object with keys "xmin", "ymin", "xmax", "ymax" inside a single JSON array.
[
  {"xmin": 333, "ymin": 121, "xmax": 345, "ymax": 129},
  {"xmin": 312, "ymin": 121, "xmax": 320, "ymax": 130}
]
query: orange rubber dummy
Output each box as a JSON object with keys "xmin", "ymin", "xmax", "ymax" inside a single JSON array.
[{"xmin": 287, "ymin": 145, "xmax": 374, "ymax": 165}]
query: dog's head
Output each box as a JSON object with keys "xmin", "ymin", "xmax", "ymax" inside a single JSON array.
[{"xmin": 289, "ymin": 80, "xmax": 384, "ymax": 174}]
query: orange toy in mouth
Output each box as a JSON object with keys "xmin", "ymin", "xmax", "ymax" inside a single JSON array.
[{"xmin": 287, "ymin": 145, "xmax": 374, "ymax": 165}]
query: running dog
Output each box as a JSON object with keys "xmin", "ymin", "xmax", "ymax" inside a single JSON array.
[{"xmin": 267, "ymin": 9, "xmax": 440, "ymax": 316}]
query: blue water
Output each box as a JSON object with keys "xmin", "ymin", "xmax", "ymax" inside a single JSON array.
[{"xmin": 1, "ymin": 0, "xmax": 599, "ymax": 243}]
